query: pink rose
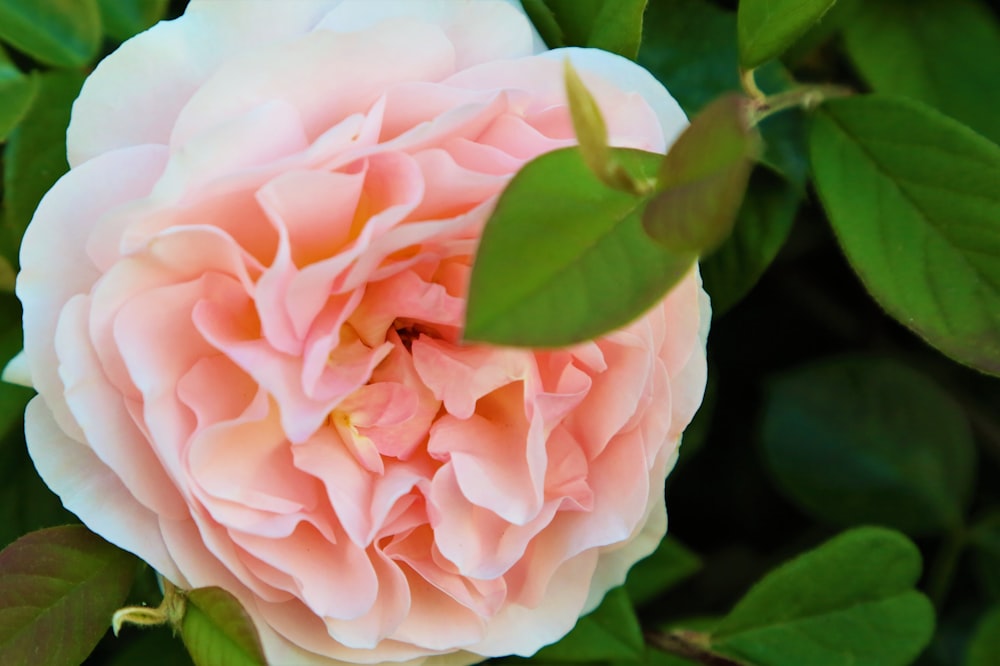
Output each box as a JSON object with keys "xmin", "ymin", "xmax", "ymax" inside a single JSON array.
[{"xmin": 12, "ymin": 1, "xmax": 709, "ymax": 663}]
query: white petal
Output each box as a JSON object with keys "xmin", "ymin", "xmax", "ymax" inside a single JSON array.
[
  {"xmin": 67, "ymin": 0, "xmax": 341, "ymax": 166},
  {"xmin": 2, "ymin": 350, "xmax": 31, "ymax": 388}
]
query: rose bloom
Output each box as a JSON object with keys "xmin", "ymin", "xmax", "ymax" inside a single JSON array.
[{"xmin": 11, "ymin": 1, "xmax": 709, "ymax": 664}]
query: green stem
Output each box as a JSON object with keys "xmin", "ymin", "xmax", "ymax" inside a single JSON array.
[
  {"xmin": 926, "ymin": 528, "xmax": 967, "ymax": 609},
  {"xmin": 750, "ymin": 84, "xmax": 853, "ymax": 125},
  {"xmin": 739, "ymin": 68, "xmax": 766, "ymax": 102},
  {"xmin": 647, "ymin": 630, "xmax": 747, "ymax": 666}
]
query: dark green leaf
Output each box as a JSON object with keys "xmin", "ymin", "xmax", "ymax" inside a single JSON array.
[
  {"xmin": 762, "ymin": 355, "xmax": 975, "ymax": 535},
  {"xmin": 970, "ymin": 512, "xmax": 1000, "ymax": 603},
  {"xmin": 2, "ymin": 69, "xmax": 85, "ymax": 264},
  {"xmin": 534, "ymin": 587, "xmax": 645, "ymax": 662},
  {"xmin": 967, "ymin": 606, "xmax": 1000, "ymax": 666},
  {"xmin": 521, "ymin": 0, "xmax": 565, "ymax": 48},
  {"xmin": 536, "ymin": 0, "xmax": 648, "ymax": 59},
  {"xmin": 843, "ymin": 0, "xmax": 1000, "ymax": 144},
  {"xmin": 0, "ymin": 46, "xmax": 35, "ymax": 143},
  {"xmin": 639, "ymin": 0, "xmax": 808, "ymax": 184},
  {"xmin": 810, "ymin": 95, "xmax": 1000, "ymax": 376},
  {"xmin": 0, "ymin": 0, "xmax": 101, "ymax": 67},
  {"xmin": 465, "ymin": 147, "xmax": 693, "ymax": 347},
  {"xmin": 711, "ymin": 527, "xmax": 935, "ymax": 666},
  {"xmin": 105, "ymin": 627, "xmax": 195, "ymax": 666},
  {"xmin": 737, "ymin": 0, "xmax": 839, "ymax": 69},
  {"xmin": 97, "ymin": 0, "xmax": 168, "ymax": 42},
  {"xmin": 181, "ymin": 587, "xmax": 266, "ymax": 666},
  {"xmin": 643, "ymin": 94, "xmax": 758, "ymax": 255},
  {"xmin": 625, "ymin": 538, "xmax": 702, "ymax": 606},
  {"xmin": 700, "ymin": 169, "xmax": 800, "ymax": 314},
  {"xmin": 0, "ymin": 526, "xmax": 137, "ymax": 666}
]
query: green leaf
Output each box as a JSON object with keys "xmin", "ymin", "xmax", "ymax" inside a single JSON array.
[
  {"xmin": 761, "ymin": 356, "xmax": 975, "ymax": 535},
  {"xmin": 564, "ymin": 60, "xmax": 642, "ymax": 195},
  {"xmin": 700, "ymin": 169, "xmax": 800, "ymax": 314},
  {"xmin": 643, "ymin": 94, "xmax": 759, "ymax": 255},
  {"xmin": 97, "ymin": 0, "xmax": 168, "ymax": 42},
  {"xmin": 0, "ymin": 0, "xmax": 101, "ymax": 68},
  {"xmin": 967, "ymin": 606, "xmax": 1000, "ymax": 666},
  {"xmin": 534, "ymin": 587, "xmax": 645, "ymax": 662},
  {"xmin": 737, "ymin": 0, "xmax": 839, "ymax": 69},
  {"xmin": 810, "ymin": 95, "xmax": 1000, "ymax": 376},
  {"xmin": 0, "ymin": 526, "xmax": 137, "ymax": 666},
  {"xmin": 625, "ymin": 538, "xmax": 702, "ymax": 606},
  {"xmin": 710, "ymin": 526, "xmax": 935, "ymax": 666},
  {"xmin": 106, "ymin": 627, "xmax": 195, "ymax": 666},
  {"xmin": 970, "ymin": 512, "xmax": 1000, "ymax": 603},
  {"xmin": 180, "ymin": 587, "xmax": 266, "ymax": 666},
  {"xmin": 535, "ymin": 0, "xmax": 648, "ymax": 59},
  {"xmin": 2, "ymin": 69, "xmax": 85, "ymax": 264},
  {"xmin": 0, "ymin": 46, "xmax": 35, "ymax": 143},
  {"xmin": 465, "ymin": 147, "xmax": 693, "ymax": 347},
  {"xmin": 521, "ymin": 0, "xmax": 565, "ymax": 48},
  {"xmin": 639, "ymin": 0, "xmax": 809, "ymax": 185},
  {"xmin": 843, "ymin": 0, "xmax": 1000, "ymax": 144}
]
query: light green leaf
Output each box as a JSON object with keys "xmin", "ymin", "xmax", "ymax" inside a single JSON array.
[
  {"xmin": 181, "ymin": 587, "xmax": 266, "ymax": 666},
  {"xmin": 711, "ymin": 527, "xmax": 935, "ymax": 666},
  {"xmin": 700, "ymin": 169, "xmax": 800, "ymax": 314},
  {"xmin": 534, "ymin": 587, "xmax": 645, "ymax": 662},
  {"xmin": 843, "ymin": 0, "xmax": 1000, "ymax": 144},
  {"xmin": 625, "ymin": 538, "xmax": 702, "ymax": 606},
  {"xmin": 967, "ymin": 606, "xmax": 1000, "ymax": 666},
  {"xmin": 810, "ymin": 95, "xmax": 1000, "ymax": 376},
  {"xmin": 0, "ymin": 0, "xmax": 101, "ymax": 67},
  {"xmin": 643, "ymin": 94, "xmax": 759, "ymax": 255},
  {"xmin": 0, "ymin": 526, "xmax": 137, "ymax": 666},
  {"xmin": 2, "ymin": 69, "xmax": 85, "ymax": 264},
  {"xmin": 536, "ymin": 0, "xmax": 648, "ymax": 59},
  {"xmin": 98, "ymin": 0, "xmax": 169, "ymax": 42},
  {"xmin": 0, "ymin": 45, "xmax": 35, "ymax": 143},
  {"xmin": 761, "ymin": 355, "xmax": 975, "ymax": 535},
  {"xmin": 737, "ymin": 0, "xmax": 839, "ymax": 69},
  {"xmin": 465, "ymin": 147, "xmax": 693, "ymax": 347}
]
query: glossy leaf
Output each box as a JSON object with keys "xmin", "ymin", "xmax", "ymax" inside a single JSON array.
[
  {"xmin": 711, "ymin": 527, "xmax": 935, "ymax": 666},
  {"xmin": 643, "ymin": 94, "xmax": 759, "ymax": 255},
  {"xmin": 0, "ymin": 526, "xmax": 137, "ymax": 666},
  {"xmin": 0, "ymin": 0, "xmax": 101, "ymax": 68},
  {"xmin": 2, "ymin": 70, "xmax": 85, "ymax": 261},
  {"xmin": 967, "ymin": 606, "xmax": 1000, "ymax": 666},
  {"xmin": 810, "ymin": 95, "xmax": 1000, "ymax": 376},
  {"xmin": 700, "ymin": 169, "xmax": 800, "ymax": 314},
  {"xmin": 98, "ymin": 0, "xmax": 169, "ymax": 42},
  {"xmin": 0, "ymin": 46, "xmax": 35, "ymax": 143},
  {"xmin": 465, "ymin": 147, "xmax": 693, "ymax": 347},
  {"xmin": 843, "ymin": 0, "xmax": 1000, "ymax": 144},
  {"xmin": 626, "ymin": 538, "xmax": 702, "ymax": 606},
  {"xmin": 762, "ymin": 356, "xmax": 975, "ymax": 535},
  {"xmin": 181, "ymin": 587, "xmax": 266, "ymax": 666},
  {"xmin": 737, "ymin": 0, "xmax": 839, "ymax": 69},
  {"xmin": 534, "ymin": 587, "xmax": 644, "ymax": 661},
  {"xmin": 640, "ymin": 0, "xmax": 809, "ymax": 185},
  {"xmin": 535, "ymin": 0, "xmax": 648, "ymax": 59}
]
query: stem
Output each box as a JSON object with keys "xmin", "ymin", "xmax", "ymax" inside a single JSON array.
[
  {"xmin": 112, "ymin": 577, "xmax": 187, "ymax": 636},
  {"xmin": 926, "ymin": 528, "xmax": 967, "ymax": 609},
  {"xmin": 750, "ymin": 84, "xmax": 853, "ymax": 125},
  {"xmin": 647, "ymin": 630, "xmax": 746, "ymax": 666},
  {"xmin": 739, "ymin": 68, "xmax": 766, "ymax": 102}
]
